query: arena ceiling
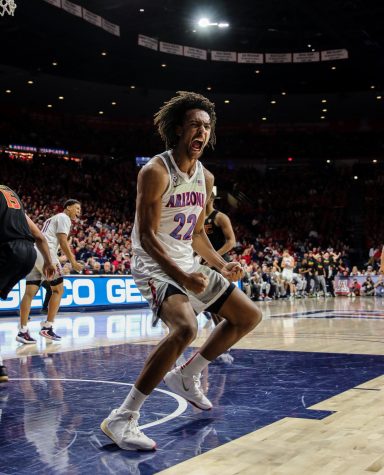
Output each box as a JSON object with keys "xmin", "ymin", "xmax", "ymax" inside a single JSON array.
[{"xmin": 0, "ymin": 0, "xmax": 383, "ymax": 120}]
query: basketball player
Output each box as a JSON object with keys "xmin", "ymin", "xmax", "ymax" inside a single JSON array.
[
  {"xmin": 204, "ymin": 193, "xmax": 236, "ymax": 261},
  {"xmin": 0, "ymin": 185, "xmax": 55, "ymax": 382},
  {"xmin": 100, "ymin": 91, "xmax": 262, "ymax": 451},
  {"xmin": 281, "ymin": 249, "xmax": 296, "ymax": 297},
  {"xmin": 204, "ymin": 192, "xmax": 236, "ymax": 363},
  {"xmin": 16, "ymin": 199, "xmax": 83, "ymax": 344}
]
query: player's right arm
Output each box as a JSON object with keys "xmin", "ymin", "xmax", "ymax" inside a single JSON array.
[
  {"xmin": 25, "ymin": 215, "xmax": 55, "ymax": 280},
  {"xmin": 215, "ymin": 212, "xmax": 236, "ymax": 255},
  {"xmin": 137, "ymin": 160, "xmax": 208, "ymax": 294},
  {"xmin": 57, "ymin": 233, "xmax": 83, "ymax": 273}
]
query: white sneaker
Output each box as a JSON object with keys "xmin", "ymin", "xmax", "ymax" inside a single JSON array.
[
  {"xmin": 175, "ymin": 353, "xmax": 187, "ymax": 367},
  {"xmin": 100, "ymin": 409, "xmax": 156, "ymax": 451},
  {"xmin": 215, "ymin": 352, "xmax": 234, "ymax": 365},
  {"xmin": 164, "ymin": 367, "xmax": 212, "ymax": 410}
]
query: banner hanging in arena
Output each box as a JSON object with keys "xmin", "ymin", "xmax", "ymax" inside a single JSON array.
[
  {"xmin": 183, "ymin": 46, "xmax": 207, "ymax": 60},
  {"xmin": 211, "ymin": 50, "xmax": 237, "ymax": 62},
  {"xmin": 61, "ymin": 0, "xmax": 82, "ymax": 18},
  {"xmin": 237, "ymin": 52, "xmax": 264, "ymax": 64},
  {"xmin": 42, "ymin": 0, "xmax": 120, "ymax": 37},
  {"xmin": 138, "ymin": 34, "xmax": 349, "ymax": 65},
  {"xmin": 159, "ymin": 41, "xmax": 183, "ymax": 56},
  {"xmin": 82, "ymin": 8, "xmax": 102, "ymax": 27},
  {"xmin": 265, "ymin": 53, "xmax": 293, "ymax": 63},
  {"xmin": 101, "ymin": 18, "xmax": 120, "ymax": 37},
  {"xmin": 293, "ymin": 52, "xmax": 321, "ymax": 63},
  {"xmin": 138, "ymin": 34, "xmax": 158, "ymax": 51},
  {"xmin": 321, "ymin": 49, "xmax": 349, "ymax": 61},
  {"xmin": 43, "ymin": 0, "xmax": 60, "ymax": 7}
]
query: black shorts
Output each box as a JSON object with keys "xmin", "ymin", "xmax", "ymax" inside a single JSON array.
[
  {"xmin": 163, "ymin": 282, "xmax": 236, "ymax": 315},
  {"xmin": 0, "ymin": 240, "xmax": 36, "ymax": 300}
]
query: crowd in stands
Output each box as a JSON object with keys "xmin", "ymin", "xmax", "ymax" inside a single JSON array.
[{"xmin": 1, "ymin": 149, "xmax": 383, "ymax": 297}]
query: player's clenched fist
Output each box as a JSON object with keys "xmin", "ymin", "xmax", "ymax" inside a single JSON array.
[
  {"xmin": 183, "ymin": 272, "xmax": 209, "ymax": 294},
  {"xmin": 221, "ymin": 262, "xmax": 244, "ymax": 282}
]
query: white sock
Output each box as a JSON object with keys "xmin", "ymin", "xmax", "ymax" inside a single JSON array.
[
  {"xmin": 41, "ymin": 321, "xmax": 52, "ymax": 328},
  {"xmin": 0, "ymin": 355, "xmax": 3, "ymax": 365},
  {"xmin": 119, "ymin": 386, "xmax": 148, "ymax": 413},
  {"xmin": 19, "ymin": 325, "xmax": 28, "ymax": 333},
  {"xmin": 181, "ymin": 352, "xmax": 210, "ymax": 377}
]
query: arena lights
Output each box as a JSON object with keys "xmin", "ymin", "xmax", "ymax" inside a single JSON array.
[
  {"xmin": 130, "ymin": 85, "xmax": 136, "ymax": 89},
  {"xmin": 331, "ymin": 66, "xmax": 336, "ymax": 70},
  {"xmin": 161, "ymin": 63, "xmax": 167, "ymax": 68},
  {"xmin": 281, "ymin": 91, "xmax": 286, "ymax": 95},
  {"xmin": 99, "ymin": 111, "xmax": 104, "ymax": 115},
  {"xmin": 101, "ymin": 51, "xmax": 107, "ymax": 56},
  {"xmin": 197, "ymin": 17, "xmax": 229, "ymax": 28},
  {"xmin": 224, "ymin": 99, "xmax": 230, "ymax": 104},
  {"xmin": 47, "ymin": 104, "xmax": 53, "ymax": 108},
  {"xmin": 52, "ymin": 61, "xmax": 58, "ymax": 66},
  {"xmin": 206, "ymin": 86, "xmax": 212, "ymax": 91},
  {"xmin": 373, "ymin": 159, "xmax": 378, "ymax": 163},
  {"xmin": 27, "ymin": 80, "xmax": 34, "ymax": 85},
  {"xmin": 320, "ymin": 116, "xmax": 325, "ymax": 119},
  {"xmin": 262, "ymin": 117, "xmax": 267, "ymax": 121},
  {"xmin": 376, "ymin": 96, "xmax": 382, "ymax": 100},
  {"xmin": 255, "ymin": 70, "xmax": 260, "ymax": 74},
  {"xmin": 111, "ymin": 101, "xmax": 117, "ymax": 106},
  {"xmin": 139, "ymin": 8, "xmax": 144, "ymax": 12},
  {"xmin": 322, "ymin": 108, "xmax": 327, "ymax": 112},
  {"xmin": 326, "ymin": 159, "xmax": 331, "ymax": 163},
  {"xmin": 287, "ymin": 157, "xmax": 294, "ymax": 162},
  {"xmin": 353, "ymin": 176, "xmax": 358, "ymax": 180},
  {"xmin": 58, "ymin": 96, "xmax": 64, "ymax": 100},
  {"xmin": 370, "ymin": 85, "xmax": 376, "ymax": 89},
  {"xmin": 271, "ymin": 100, "xmax": 276, "ymax": 104},
  {"xmin": 5, "ymin": 89, "xmax": 11, "ymax": 93},
  {"xmin": 198, "ymin": 18, "xmax": 209, "ymax": 27},
  {"xmin": 321, "ymin": 99, "xmax": 327, "ymax": 103}
]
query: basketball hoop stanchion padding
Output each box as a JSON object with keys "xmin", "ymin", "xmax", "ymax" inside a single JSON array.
[{"xmin": 0, "ymin": 0, "xmax": 16, "ymax": 16}]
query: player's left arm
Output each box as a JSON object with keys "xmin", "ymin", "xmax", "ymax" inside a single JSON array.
[
  {"xmin": 192, "ymin": 169, "xmax": 243, "ymax": 281},
  {"xmin": 215, "ymin": 212, "xmax": 236, "ymax": 255},
  {"xmin": 26, "ymin": 215, "xmax": 55, "ymax": 280}
]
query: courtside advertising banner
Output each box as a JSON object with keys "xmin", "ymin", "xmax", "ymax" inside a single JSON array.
[{"xmin": 0, "ymin": 275, "xmax": 241, "ymax": 314}]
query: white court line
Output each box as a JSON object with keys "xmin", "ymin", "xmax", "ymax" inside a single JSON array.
[{"xmin": 10, "ymin": 378, "xmax": 188, "ymax": 429}]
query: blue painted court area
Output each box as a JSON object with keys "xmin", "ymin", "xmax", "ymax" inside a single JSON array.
[{"xmin": 1, "ymin": 345, "xmax": 384, "ymax": 474}]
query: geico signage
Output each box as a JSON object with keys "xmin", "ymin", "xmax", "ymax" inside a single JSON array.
[
  {"xmin": 0, "ymin": 276, "xmax": 238, "ymax": 311},
  {"xmin": 0, "ymin": 279, "xmax": 98, "ymax": 308},
  {"xmin": 0, "ymin": 276, "xmax": 146, "ymax": 310},
  {"xmin": 61, "ymin": 278, "xmax": 144, "ymax": 306},
  {"xmin": 106, "ymin": 279, "xmax": 144, "ymax": 304},
  {"xmin": 61, "ymin": 279, "xmax": 95, "ymax": 306}
]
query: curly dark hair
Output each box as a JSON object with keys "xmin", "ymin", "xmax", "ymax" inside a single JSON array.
[
  {"xmin": 64, "ymin": 199, "xmax": 80, "ymax": 209},
  {"xmin": 154, "ymin": 91, "xmax": 216, "ymax": 149}
]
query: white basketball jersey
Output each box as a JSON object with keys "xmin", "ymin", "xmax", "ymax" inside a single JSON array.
[
  {"xmin": 40, "ymin": 212, "xmax": 71, "ymax": 254},
  {"xmin": 131, "ymin": 150, "xmax": 207, "ymax": 273},
  {"xmin": 282, "ymin": 255, "xmax": 294, "ymax": 269}
]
